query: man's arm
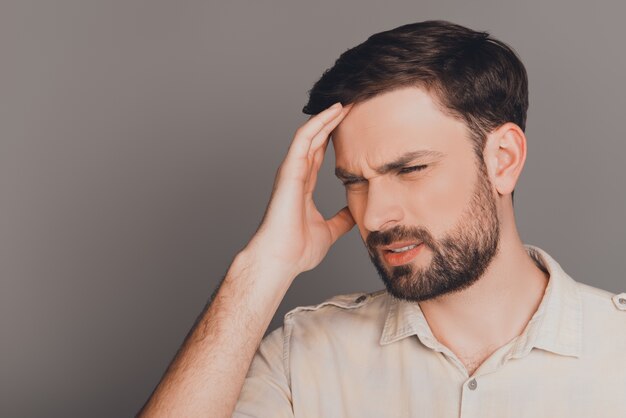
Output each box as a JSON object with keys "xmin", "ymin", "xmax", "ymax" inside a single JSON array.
[{"xmin": 138, "ymin": 102, "xmax": 355, "ymax": 417}]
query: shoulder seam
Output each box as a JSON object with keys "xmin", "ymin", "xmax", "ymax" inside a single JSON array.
[
  {"xmin": 284, "ymin": 300, "xmax": 359, "ymax": 317},
  {"xmin": 284, "ymin": 290, "xmax": 386, "ymax": 318},
  {"xmin": 368, "ymin": 289, "xmax": 387, "ymax": 299}
]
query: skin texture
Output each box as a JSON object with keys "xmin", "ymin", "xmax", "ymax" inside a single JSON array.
[{"xmin": 333, "ymin": 86, "xmax": 549, "ymax": 374}]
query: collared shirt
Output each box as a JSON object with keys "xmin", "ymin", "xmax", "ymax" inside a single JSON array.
[{"xmin": 233, "ymin": 244, "xmax": 626, "ymax": 417}]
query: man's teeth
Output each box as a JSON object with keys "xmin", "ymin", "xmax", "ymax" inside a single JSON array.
[{"xmin": 389, "ymin": 244, "xmax": 418, "ymax": 253}]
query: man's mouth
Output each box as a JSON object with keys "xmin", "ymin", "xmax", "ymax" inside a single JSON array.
[
  {"xmin": 386, "ymin": 243, "xmax": 419, "ymax": 253},
  {"xmin": 382, "ymin": 241, "xmax": 422, "ymax": 253},
  {"xmin": 381, "ymin": 242, "xmax": 424, "ymax": 266}
]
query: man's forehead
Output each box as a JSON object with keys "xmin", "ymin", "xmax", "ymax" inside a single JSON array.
[
  {"xmin": 330, "ymin": 87, "xmax": 470, "ymax": 171},
  {"xmin": 333, "ymin": 88, "xmax": 462, "ymax": 139},
  {"xmin": 331, "ymin": 118, "xmax": 452, "ymax": 173}
]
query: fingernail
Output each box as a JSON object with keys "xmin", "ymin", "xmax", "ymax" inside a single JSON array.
[{"xmin": 330, "ymin": 102, "xmax": 342, "ymax": 109}]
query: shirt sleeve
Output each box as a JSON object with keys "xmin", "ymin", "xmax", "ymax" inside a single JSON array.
[{"xmin": 232, "ymin": 325, "xmax": 293, "ymax": 418}]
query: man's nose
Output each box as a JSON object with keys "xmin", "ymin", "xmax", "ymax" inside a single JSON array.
[{"xmin": 362, "ymin": 177, "xmax": 404, "ymax": 232}]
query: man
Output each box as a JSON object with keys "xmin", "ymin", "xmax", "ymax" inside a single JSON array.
[{"xmin": 139, "ymin": 20, "xmax": 626, "ymax": 417}]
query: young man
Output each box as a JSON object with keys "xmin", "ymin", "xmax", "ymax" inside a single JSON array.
[{"xmin": 139, "ymin": 20, "xmax": 626, "ymax": 417}]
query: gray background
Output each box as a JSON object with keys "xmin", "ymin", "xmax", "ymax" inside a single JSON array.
[{"xmin": 2, "ymin": 0, "xmax": 625, "ymax": 417}]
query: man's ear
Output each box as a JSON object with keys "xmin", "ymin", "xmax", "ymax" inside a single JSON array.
[{"xmin": 483, "ymin": 122, "xmax": 527, "ymax": 196}]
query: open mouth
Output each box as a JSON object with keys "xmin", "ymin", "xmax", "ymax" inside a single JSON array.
[
  {"xmin": 386, "ymin": 243, "xmax": 420, "ymax": 253},
  {"xmin": 382, "ymin": 242, "xmax": 424, "ymax": 266}
]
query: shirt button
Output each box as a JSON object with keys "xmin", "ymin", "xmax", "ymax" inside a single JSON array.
[
  {"xmin": 612, "ymin": 293, "xmax": 626, "ymax": 310},
  {"xmin": 468, "ymin": 378, "xmax": 478, "ymax": 390},
  {"xmin": 355, "ymin": 295, "xmax": 367, "ymax": 303}
]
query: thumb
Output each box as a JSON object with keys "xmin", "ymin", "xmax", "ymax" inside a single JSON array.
[{"xmin": 326, "ymin": 206, "xmax": 356, "ymax": 244}]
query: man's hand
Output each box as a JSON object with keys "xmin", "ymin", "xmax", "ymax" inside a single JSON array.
[
  {"xmin": 246, "ymin": 102, "xmax": 355, "ymax": 277},
  {"xmin": 138, "ymin": 102, "xmax": 355, "ymax": 418}
]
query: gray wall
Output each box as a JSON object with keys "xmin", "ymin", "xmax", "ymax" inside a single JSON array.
[{"xmin": 2, "ymin": 1, "xmax": 625, "ymax": 417}]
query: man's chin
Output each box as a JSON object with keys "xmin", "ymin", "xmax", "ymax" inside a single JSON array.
[
  {"xmin": 385, "ymin": 280, "xmax": 434, "ymax": 302},
  {"xmin": 378, "ymin": 266, "xmax": 419, "ymax": 294},
  {"xmin": 372, "ymin": 259, "xmax": 442, "ymax": 302}
]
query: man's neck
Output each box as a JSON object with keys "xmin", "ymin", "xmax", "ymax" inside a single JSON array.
[{"xmin": 417, "ymin": 230, "xmax": 549, "ymax": 362}]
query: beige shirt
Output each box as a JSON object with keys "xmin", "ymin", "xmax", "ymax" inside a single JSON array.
[{"xmin": 233, "ymin": 245, "xmax": 626, "ymax": 417}]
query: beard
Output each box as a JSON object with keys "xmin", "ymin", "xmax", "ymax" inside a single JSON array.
[{"xmin": 365, "ymin": 157, "xmax": 500, "ymax": 302}]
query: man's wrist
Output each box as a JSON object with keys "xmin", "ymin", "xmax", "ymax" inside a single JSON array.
[{"xmin": 233, "ymin": 243, "xmax": 300, "ymax": 286}]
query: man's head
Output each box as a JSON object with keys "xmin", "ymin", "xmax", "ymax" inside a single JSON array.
[
  {"xmin": 303, "ymin": 20, "xmax": 528, "ymax": 205},
  {"xmin": 302, "ymin": 21, "xmax": 529, "ymax": 302}
]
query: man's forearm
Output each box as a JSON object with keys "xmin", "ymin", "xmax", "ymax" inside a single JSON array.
[
  {"xmin": 138, "ymin": 102, "xmax": 354, "ymax": 417},
  {"xmin": 138, "ymin": 249, "xmax": 296, "ymax": 417}
]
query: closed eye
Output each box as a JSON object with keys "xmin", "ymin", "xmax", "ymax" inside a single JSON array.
[{"xmin": 398, "ymin": 164, "xmax": 428, "ymax": 174}]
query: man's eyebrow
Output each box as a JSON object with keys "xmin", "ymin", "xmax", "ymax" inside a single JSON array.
[{"xmin": 334, "ymin": 149, "xmax": 445, "ymax": 182}]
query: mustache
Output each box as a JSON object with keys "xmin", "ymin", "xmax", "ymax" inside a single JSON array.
[{"xmin": 366, "ymin": 225, "xmax": 431, "ymax": 249}]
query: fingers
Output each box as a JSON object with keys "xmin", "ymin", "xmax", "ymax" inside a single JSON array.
[
  {"xmin": 308, "ymin": 104, "xmax": 353, "ymax": 157},
  {"xmin": 286, "ymin": 103, "xmax": 344, "ymax": 162},
  {"xmin": 303, "ymin": 104, "xmax": 353, "ymax": 196},
  {"xmin": 326, "ymin": 206, "xmax": 356, "ymax": 244},
  {"xmin": 304, "ymin": 139, "xmax": 328, "ymax": 196},
  {"xmin": 287, "ymin": 103, "xmax": 347, "ymax": 164}
]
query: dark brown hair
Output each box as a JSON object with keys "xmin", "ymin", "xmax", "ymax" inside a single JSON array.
[{"xmin": 302, "ymin": 20, "xmax": 528, "ymax": 202}]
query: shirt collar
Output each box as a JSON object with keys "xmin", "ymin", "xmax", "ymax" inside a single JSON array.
[{"xmin": 379, "ymin": 244, "xmax": 583, "ymax": 359}]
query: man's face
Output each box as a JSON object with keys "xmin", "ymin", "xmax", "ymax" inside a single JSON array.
[{"xmin": 332, "ymin": 87, "xmax": 500, "ymax": 302}]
